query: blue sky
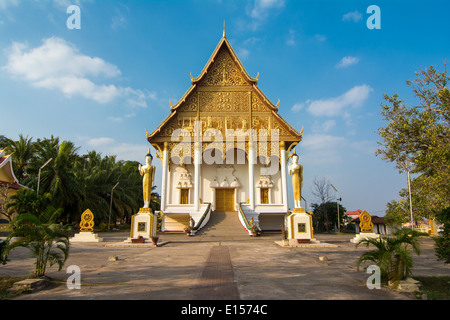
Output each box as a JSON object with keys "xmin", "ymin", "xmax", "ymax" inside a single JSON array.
[{"xmin": 1, "ymin": 0, "xmax": 449, "ymax": 215}]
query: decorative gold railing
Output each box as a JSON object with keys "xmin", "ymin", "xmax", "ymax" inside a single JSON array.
[{"xmin": 192, "ymin": 202, "xmax": 212, "ymax": 234}]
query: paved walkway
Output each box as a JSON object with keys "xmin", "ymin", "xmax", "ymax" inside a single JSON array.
[{"xmin": 1, "ymin": 232, "xmax": 449, "ymax": 301}]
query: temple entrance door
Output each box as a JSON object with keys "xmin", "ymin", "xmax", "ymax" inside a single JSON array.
[{"xmin": 215, "ymin": 189, "xmax": 235, "ymax": 212}]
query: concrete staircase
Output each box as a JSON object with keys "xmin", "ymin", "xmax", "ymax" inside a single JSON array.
[{"xmin": 196, "ymin": 211, "xmax": 249, "ymax": 239}]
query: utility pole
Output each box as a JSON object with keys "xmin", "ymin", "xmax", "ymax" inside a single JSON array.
[
  {"xmin": 108, "ymin": 182, "xmax": 120, "ymax": 231},
  {"xmin": 331, "ymin": 184, "xmax": 341, "ymax": 233},
  {"xmin": 37, "ymin": 158, "xmax": 53, "ymax": 195}
]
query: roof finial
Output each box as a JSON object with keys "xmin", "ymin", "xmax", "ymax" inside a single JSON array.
[{"xmin": 223, "ymin": 20, "xmax": 226, "ymax": 38}]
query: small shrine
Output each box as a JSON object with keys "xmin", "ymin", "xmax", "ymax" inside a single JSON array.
[
  {"xmin": 350, "ymin": 210, "xmax": 381, "ymax": 243},
  {"xmin": 70, "ymin": 209, "xmax": 103, "ymax": 243}
]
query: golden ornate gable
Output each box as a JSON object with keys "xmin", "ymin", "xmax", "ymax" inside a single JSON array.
[{"xmin": 148, "ymin": 34, "xmax": 302, "ymax": 161}]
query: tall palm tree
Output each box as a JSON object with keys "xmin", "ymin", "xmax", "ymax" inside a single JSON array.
[
  {"xmin": 79, "ymin": 153, "xmax": 142, "ymax": 224},
  {"xmin": 2, "ymin": 134, "xmax": 35, "ymax": 182},
  {"xmin": 24, "ymin": 136, "xmax": 83, "ymax": 222}
]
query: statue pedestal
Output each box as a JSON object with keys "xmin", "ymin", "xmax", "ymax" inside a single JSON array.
[
  {"xmin": 70, "ymin": 231, "xmax": 103, "ymax": 243},
  {"xmin": 287, "ymin": 208, "xmax": 315, "ymax": 242},
  {"xmin": 350, "ymin": 232, "xmax": 380, "ymax": 243},
  {"xmin": 125, "ymin": 208, "xmax": 157, "ymax": 243}
]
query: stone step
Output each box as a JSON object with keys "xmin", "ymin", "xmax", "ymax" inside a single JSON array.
[{"xmin": 197, "ymin": 211, "xmax": 248, "ymax": 237}]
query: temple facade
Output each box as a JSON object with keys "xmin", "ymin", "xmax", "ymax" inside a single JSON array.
[{"xmin": 147, "ymin": 33, "xmax": 302, "ymax": 234}]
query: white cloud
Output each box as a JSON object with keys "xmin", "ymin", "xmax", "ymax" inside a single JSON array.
[
  {"xmin": 336, "ymin": 56, "xmax": 360, "ymax": 69},
  {"xmin": 111, "ymin": 4, "xmax": 130, "ymax": 30},
  {"xmin": 291, "ymin": 102, "xmax": 305, "ymax": 112},
  {"xmin": 301, "ymin": 134, "xmax": 347, "ymax": 164},
  {"xmin": 314, "ymin": 34, "xmax": 327, "ymax": 42},
  {"xmin": 0, "ymin": 0, "xmax": 19, "ymax": 10},
  {"xmin": 312, "ymin": 120, "xmax": 336, "ymax": 133},
  {"xmin": 4, "ymin": 37, "xmax": 151, "ymax": 105},
  {"xmin": 342, "ymin": 10, "xmax": 362, "ymax": 22},
  {"xmin": 237, "ymin": 47, "xmax": 250, "ymax": 60},
  {"xmin": 286, "ymin": 29, "xmax": 296, "ymax": 46},
  {"xmin": 78, "ymin": 136, "xmax": 148, "ymax": 162},
  {"xmin": 87, "ymin": 137, "xmax": 115, "ymax": 148},
  {"xmin": 247, "ymin": 0, "xmax": 285, "ymax": 30},
  {"xmin": 294, "ymin": 85, "xmax": 373, "ymax": 117}
]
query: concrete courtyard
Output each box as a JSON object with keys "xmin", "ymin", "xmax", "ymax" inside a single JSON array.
[{"xmin": 1, "ymin": 232, "xmax": 449, "ymax": 301}]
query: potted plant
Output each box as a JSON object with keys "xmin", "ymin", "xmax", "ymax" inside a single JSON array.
[
  {"xmin": 184, "ymin": 226, "xmax": 193, "ymax": 236},
  {"xmin": 151, "ymin": 236, "xmax": 159, "ymax": 246}
]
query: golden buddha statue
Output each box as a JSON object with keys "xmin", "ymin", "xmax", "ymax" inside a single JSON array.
[
  {"xmin": 139, "ymin": 149, "xmax": 155, "ymax": 209},
  {"xmin": 289, "ymin": 150, "xmax": 303, "ymax": 209}
]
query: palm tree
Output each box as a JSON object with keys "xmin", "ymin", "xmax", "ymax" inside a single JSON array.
[
  {"xmin": 356, "ymin": 228, "xmax": 426, "ymax": 288},
  {"xmin": 4, "ymin": 205, "xmax": 70, "ymax": 278},
  {"xmin": 2, "ymin": 134, "xmax": 35, "ymax": 182},
  {"xmin": 24, "ymin": 136, "xmax": 84, "ymax": 222}
]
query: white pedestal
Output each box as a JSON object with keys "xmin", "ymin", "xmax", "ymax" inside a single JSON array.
[
  {"xmin": 350, "ymin": 232, "xmax": 380, "ymax": 243},
  {"xmin": 287, "ymin": 208, "xmax": 314, "ymax": 242},
  {"xmin": 70, "ymin": 232, "xmax": 103, "ymax": 243},
  {"xmin": 125, "ymin": 208, "xmax": 157, "ymax": 243}
]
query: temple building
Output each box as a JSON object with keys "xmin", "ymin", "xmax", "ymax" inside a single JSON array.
[
  {"xmin": 0, "ymin": 149, "xmax": 23, "ymax": 225},
  {"xmin": 147, "ymin": 32, "xmax": 302, "ymax": 234}
]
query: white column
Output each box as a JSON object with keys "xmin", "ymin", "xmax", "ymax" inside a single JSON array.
[
  {"xmin": 280, "ymin": 142, "xmax": 288, "ymax": 211},
  {"xmin": 194, "ymin": 142, "xmax": 201, "ymax": 212},
  {"xmin": 249, "ymin": 147, "xmax": 255, "ymax": 211},
  {"xmin": 160, "ymin": 142, "xmax": 169, "ymax": 212}
]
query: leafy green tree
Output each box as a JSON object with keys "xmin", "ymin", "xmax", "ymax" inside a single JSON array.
[
  {"xmin": 357, "ymin": 229, "xmax": 427, "ymax": 288},
  {"xmin": 4, "ymin": 205, "xmax": 70, "ymax": 277},
  {"xmin": 312, "ymin": 201, "xmax": 346, "ymax": 233},
  {"xmin": 376, "ymin": 65, "xmax": 450, "ymax": 221},
  {"xmin": 434, "ymin": 207, "xmax": 450, "ymax": 263}
]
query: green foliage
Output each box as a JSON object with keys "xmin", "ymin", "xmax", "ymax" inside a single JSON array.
[
  {"xmin": 376, "ymin": 65, "xmax": 450, "ymax": 221},
  {"xmin": 356, "ymin": 229, "xmax": 427, "ymax": 288},
  {"xmin": 2, "ymin": 135, "xmax": 159, "ymax": 226},
  {"xmin": 3, "ymin": 205, "xmax": 70, "ymax": 278},
  {"xmin": 312, "ymin": 201, "xmax": 346, "ymax": 232},
  {"xmin": 434, "ymin": 207, "xmax": 450, "ymax": 263}
]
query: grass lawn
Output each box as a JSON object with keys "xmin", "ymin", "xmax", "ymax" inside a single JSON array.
[{"xmin": 414, "ymin": 276, "xmax": 450, "ymax": 300}]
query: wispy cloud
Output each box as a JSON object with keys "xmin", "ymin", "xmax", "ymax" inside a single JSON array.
[
  {"xmin": 312, "ymin": 120, "xmax": 336, "ymax": 133},
  {"xmin": 301, "ymin": 133, "xmax": 347, "ymax": 164},
  {"xmin": 286, "ymin": 29, "xmax": 296, "ymax": 46},
  {"xmin": 77, "ymin": 136, "xmax": 148, "ymax": 162},
  {"xmin": 111, "ymin": 4, "xmax": 130, "ymax": 30},
  {"xmin": 0, "ymin": 0, "xmax": 19, "ymax": 10},
  {"xmin": 247, "ymin": 0, "xmax": 285, "ymax": 30},
  {"xmin": 342, "ymin": 10, "xmax": 362, "ymax": 22},
  {"xmin": 292, "ymin": 85, "xmax": 373, "ymax": 117},
  {"xmin": 3, "ymin": 37, "xmax": 154, "ymax": 106},
  {"xmin": 314, "ymin": 34, "xmax": 327, "ymax": 42},
  {"xmin": 336, "ymin": 56, "xmax": 360, "ymax": 69}
]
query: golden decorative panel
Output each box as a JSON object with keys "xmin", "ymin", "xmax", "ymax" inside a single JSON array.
[
  {"xmin": 199, "ymin": 91, "xmax": 249, "ymax": 113},
  {"xmin": 198, "ymin": 47, "xmax": 248, "ymax": 87}
]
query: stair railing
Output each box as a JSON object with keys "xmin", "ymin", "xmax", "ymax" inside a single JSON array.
[
  {"xmin": 238, "ymin": 202, "xmax": 254, "ymax": 236},
  {"xmin": 191, "ymin": 202, "xmax": 212, "ymax": 235}
]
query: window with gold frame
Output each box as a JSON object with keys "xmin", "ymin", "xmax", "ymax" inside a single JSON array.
[{"xmin": 260, "ymin": 188, "xmax": 269, "ymax": 204}]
